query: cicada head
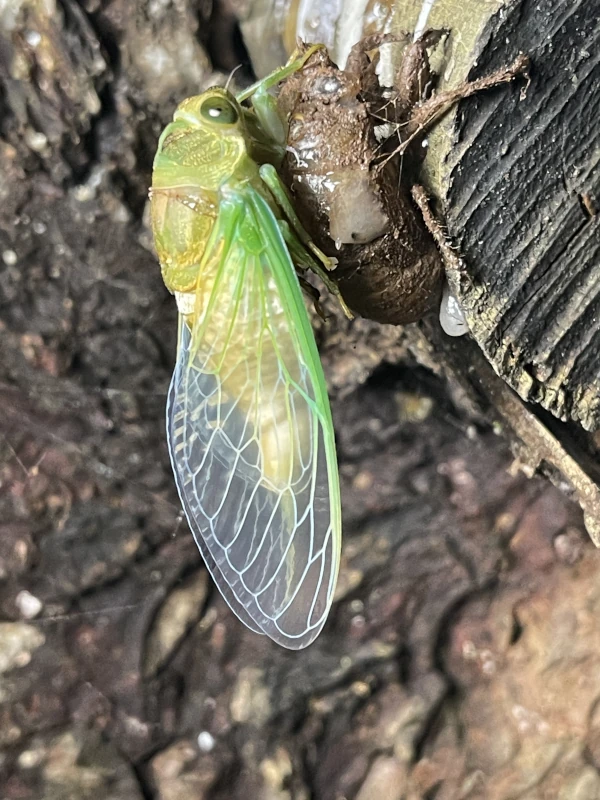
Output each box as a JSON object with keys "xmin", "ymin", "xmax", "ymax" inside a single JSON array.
[{"xmin": 152, "ymin": 88, "xmax": 253, "ymax": 193}]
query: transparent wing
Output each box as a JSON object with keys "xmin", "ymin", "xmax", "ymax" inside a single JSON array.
[{"xmin": 166, "ymin": 189, "xmax": 341, "ymax": 649}]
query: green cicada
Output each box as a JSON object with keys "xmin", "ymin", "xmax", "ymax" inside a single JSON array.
[{"xmin": 150, "ymin": 49, "xmax": 345, "ymax": 649}]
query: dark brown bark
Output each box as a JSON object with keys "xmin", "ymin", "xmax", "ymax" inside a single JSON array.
[
  {"xmin": 444, "ymin": 0, "xmax": 599, "ymax": 432},
  {"xmin": 0, "ymin": 2, "xmax": 599, "ymax": 799}
]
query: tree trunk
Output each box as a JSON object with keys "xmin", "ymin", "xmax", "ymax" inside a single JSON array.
[{"xmin": 0, "ymin": 2, "xmax": 599, "ymax": 799}]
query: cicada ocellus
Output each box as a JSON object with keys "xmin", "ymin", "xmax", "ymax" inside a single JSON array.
[{"xmin": 150, "ymin": 49, "xmax": 345, "ymax": 649}]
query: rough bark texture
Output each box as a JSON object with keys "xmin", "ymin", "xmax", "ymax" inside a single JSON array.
[
  {"xmin": 1, "ymin": 2, "xmax": 600, "ymax": 800},
  {"xmin": 416, "ymin": 0, "xmax": 600, "ymax": 550},
  {"xmin": 443, "ymin": 0, "xmax": 600, "ymax": 432}
]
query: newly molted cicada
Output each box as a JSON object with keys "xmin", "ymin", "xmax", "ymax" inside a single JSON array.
[{"xmin": 150, "ymin": 50, "xmax": 344, "ymax": 649}]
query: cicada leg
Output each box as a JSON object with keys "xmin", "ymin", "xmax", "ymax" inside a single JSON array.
[
  {"xmin": 405, "ymin": 53, "xmax": 530, "ymax": 140},
  {"xmin": 276, "ymin": 214, "xmax": 354, "ymax": 320},
  {"xmin": 259, "ymin": 163, "xmax": 338, "ymax": 269},
  {"xmin": 411, "ymin": 185, "xmax": 465, "ymax": 279},
  {"xmin": 297, "ymin": 274, "xmax": 327, "ymax": 321},
  {"xmin": 238, "ymin": 46, "xmax": 327, "ymax": 161},
  {"xmin": 377, "ymin": 53, "xmax": 530, "ymax": 167},
  {"xmin": 236, "ymin": 44, "xmax": 326, "ymax": 103}
]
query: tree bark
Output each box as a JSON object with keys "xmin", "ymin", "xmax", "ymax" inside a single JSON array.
[{"xmin": 0, "ymin": 2, "xmax": 599, "ymax": 799}]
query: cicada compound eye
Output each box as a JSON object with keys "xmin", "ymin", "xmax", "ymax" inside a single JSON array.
[{"xmin": 200, "ymin": 94, "xmax": 239, "ymax": 125}]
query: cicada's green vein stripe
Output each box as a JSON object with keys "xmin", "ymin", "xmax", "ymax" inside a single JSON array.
[
  {"xmin": 247, "ymin": 189, "xmax": 331, "ymax": 416},
  {"xmin": 247, "ymin": 188, "xmax": 342, "ymax": 593}
]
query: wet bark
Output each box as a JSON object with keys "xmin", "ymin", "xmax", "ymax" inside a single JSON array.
[{"xmin": 1, "ymin": 2, "xmax": 599, "ymax": 799}]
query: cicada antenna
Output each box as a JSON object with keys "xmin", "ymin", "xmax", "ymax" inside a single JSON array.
[{"xmin": 225, "ymin": 63, "xmax": 243, "ymax": 91}]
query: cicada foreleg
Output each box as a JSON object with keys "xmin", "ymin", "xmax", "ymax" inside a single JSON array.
[
  {"xmin": 238, "ymin": 48, "xmax": 328, "ymax": 172},
  {"xmin": 377, "ymin": 53, "xmax": 530, "ymax": 168},
  {"xmin": 236, "ymin": 44, "xmax": 326, "ymax": 104}
]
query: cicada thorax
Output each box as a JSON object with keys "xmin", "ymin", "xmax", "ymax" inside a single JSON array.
[{"xmin": 150, "ymin": 189, "xmax": 217, "ymax": 294}]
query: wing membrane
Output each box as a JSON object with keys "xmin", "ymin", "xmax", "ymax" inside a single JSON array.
[{"xmin": 166, "ymin": 189, "xmax": 341, "ymax": 649}]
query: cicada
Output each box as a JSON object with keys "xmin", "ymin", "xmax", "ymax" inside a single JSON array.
[{"xmin": 150, "ymin": 49, "xmax": 345, "ymax": 649}]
